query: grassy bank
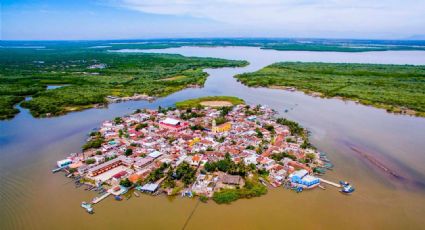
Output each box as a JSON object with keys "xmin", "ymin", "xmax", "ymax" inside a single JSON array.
[
  {"xmin": 175, "ymin": 96, "xmax": 245, "ymax": 109},
  {"xmin": 236, "ymin": 62, "xmax": 425, "ymax": 116},
  {"xmin": 0, "ymin": 48, "xmax": 247, "ymax": 119},
  {"xmin": 212, "ymin": 179, "xmax": 267, "ymax": 204}
]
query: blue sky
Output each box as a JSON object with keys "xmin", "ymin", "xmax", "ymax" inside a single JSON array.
[{"xmin": 1, "ymin": 0, "xmax": 425, "ymax": 40}]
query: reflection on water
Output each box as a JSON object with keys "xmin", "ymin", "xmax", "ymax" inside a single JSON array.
[{"xmin": 1, "ymin": 47, "xmax": 425, "ymax": 229}]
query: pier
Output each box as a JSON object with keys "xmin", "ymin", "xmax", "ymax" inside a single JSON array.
[
  {"xmin": 319, "ymin": 178, "xmax": 341, "ymax": 188},
  {"xmin": 92, "ymin": 192, "xmax": 111, "ymax": 204}
]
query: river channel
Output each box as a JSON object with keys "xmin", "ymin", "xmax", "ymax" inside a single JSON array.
[{"xmin": 1, "ymin": 46, "xmax": 425, "ymax": 229}]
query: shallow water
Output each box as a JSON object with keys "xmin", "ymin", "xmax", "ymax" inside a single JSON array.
[{"xmin": 1, "ymin": 47, "xmax": 425, "ymax": 229}]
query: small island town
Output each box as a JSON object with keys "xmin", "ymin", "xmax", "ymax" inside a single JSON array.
[{"xmin": 53, "ymin": 98, "xmax": 354, "ymax": 214}]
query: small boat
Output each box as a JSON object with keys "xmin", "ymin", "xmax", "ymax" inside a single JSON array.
[
  {"xmin": 339, "ymin": 181, "xmax": 350, "ymax": 186},
  {"xmin": 340, "ymin": 185, "xmax": 355, "ymax": 194},
  {"xmin": 319, "ymin": 185, "xmax": 326, "ymax": 190},
  {"xmin": 51, "ymin": 168, "xmax": 62, "ymax": 173},
  {"xmin": 134, "ymin": 191, "xmax": 140, "ymax": 197},
  {"xmin": 181, "ymin": 190, "xmax": 193, "ymax": 198},
  {"xmin": 81, "ymin": 202, "xmax": 94, "ymax": 214},
  {"xmin": 259, "ymin": 178, "xmax": 268, "ymax": 186},
  {"xmin": 114, "ymin": 195, "xmax": 123, "ymax": 201}
]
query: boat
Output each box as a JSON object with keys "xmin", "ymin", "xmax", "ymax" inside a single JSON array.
[
  {"xmin": 134, "ymin": 191, "xmax": 140, "ymax": 197},
  {"xmin": 340, "ymin": 185, "xmax": 355, "ymax": 194},
  {"xmin": 319, "ymin": 185, "xmax": 326, "ymax": 190},
  {"xmin": 339, "ymin": 181, "xmax": 350, "ymax": 186},
  {"xmin": 296, "ymin": 187, "xmax": 303, "ymax": 193},
  {"xmin": 81, "ymin": 202, "xmax": 94, "ymax": 214},
  {"xmin": 114, "ymin": 195, "xmax": 123, "ymax": 201},
  {"xmin": 324, "ymin": 163, "xmax": 334, "ymax": 170},
  {"xmin": 51, "ymin": 168, "xmax": 62, "ymax": 173},
  {"xmin": 181, "ymin": 190, "xmax": 193, "ymax": 198},
  {"xmin": 259, "ymin": 178, "xmax": 268, "ymax": 186},
  {"xmin": 339, "ymin": 181, "xmax": 355, "ymax": 194}
]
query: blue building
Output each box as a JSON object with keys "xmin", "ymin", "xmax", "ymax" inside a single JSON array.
[
  {"xmin": 57, "ymin": 159, "xmax": 72, "ymax": 168},
  {"xmin": 290, "ymin": 169, "xmax": 320, "ymax": 188}
]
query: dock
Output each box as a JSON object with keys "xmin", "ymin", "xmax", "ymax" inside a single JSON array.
[
  {"xmin": 51, "ymin": 168, "xmax": 63, "ymax": 173},
  {"xmin": 92, "ymin": 192, "xmax": 111, "ymax": 204},
  {"xmin": 319, "ymin": 178, "xmax": 341, "ymax": 188}
]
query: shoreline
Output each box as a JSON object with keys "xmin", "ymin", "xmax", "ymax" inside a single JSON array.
[{"xmin": 264, "ymin": 85, "xmax": 424, "ymax": 118}]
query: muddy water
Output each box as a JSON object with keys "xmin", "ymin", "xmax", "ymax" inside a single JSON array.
[{"xmin": 1, "ymin": 47, "xmax": 425, "ymax": 229}]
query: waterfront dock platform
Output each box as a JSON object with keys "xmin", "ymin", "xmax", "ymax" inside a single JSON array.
[
  {"xmin": 319, "ymin": 178, "xmax": 341, "ymax": 188},
  {"xmin": 92, "ymin": 192, "xmax": 111, "ymax": 204}
]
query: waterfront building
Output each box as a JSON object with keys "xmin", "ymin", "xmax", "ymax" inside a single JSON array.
[
  {"xmin": 57, "ymin": 159, "xmax": 72, "ymax": 168},
  {"xmin": 138, "ymin": 183, "xmax": 159, "ymax": 193},
  {"xmin": 289, "ymin": 169, "xmax": 320, "ymax": 188}
]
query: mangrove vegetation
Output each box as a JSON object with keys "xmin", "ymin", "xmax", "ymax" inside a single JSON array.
[{"xmin": 236, "ymin": 62, "xmax": 425, "ymax": 116}]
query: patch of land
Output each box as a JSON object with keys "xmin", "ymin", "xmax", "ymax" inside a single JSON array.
[
  {"xmin": 0, "ymin": 48, "xmax": 247, "ymax": 119},
  {"xmin": 176, "ymin": 96, "xmax": 245, "ymax": 109},
  {"xmin": 236, "ymin": 62, "xmax": 425, "ymax": 117}
]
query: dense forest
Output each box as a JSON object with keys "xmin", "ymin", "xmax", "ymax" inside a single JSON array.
[
  {"xmin": 0, "ymin": 47, "xmax": 247, "ymax": 119},
  {"xmin": 236, "ymin": 62, "xmax": 425, "ymax": 116}
]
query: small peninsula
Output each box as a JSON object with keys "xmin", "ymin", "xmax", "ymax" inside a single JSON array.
[
  {"xmin": 236, "ymin": 62, "xmax": 425, "ymax": 117},
  {"xmin": 54, "ymin": 97, "xmax": 344, "ymax": 213}
]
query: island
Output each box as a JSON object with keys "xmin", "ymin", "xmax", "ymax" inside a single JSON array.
[
  {"xmin": 236, "ymin": 62, "xmax": 425, "ymax": 117},
  {"xmin": 54, "ymin": 96, "xmax": 344, "ymax": 212}
]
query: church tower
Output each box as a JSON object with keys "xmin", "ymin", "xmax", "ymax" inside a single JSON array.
[{"xmin": 212, "ymin": 119, "xmax": 217, "ymax": 133}]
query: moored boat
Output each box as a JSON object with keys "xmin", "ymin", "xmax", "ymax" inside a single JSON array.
[
  {"xmin": 340, "ymin": 185, "xmax": 355, "ymax": 194},
  {"xmin": 339, "ymin": 181, "xmax": 355, "ymax": 194},
  {"xmin": 81, "ymin": 202, "xmax": 94, "ymax": 214}
]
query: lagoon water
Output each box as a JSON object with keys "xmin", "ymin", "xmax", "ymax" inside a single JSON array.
[{"xmin": 1, "ymin": 47, "xmax": 425, "ymax": 229}]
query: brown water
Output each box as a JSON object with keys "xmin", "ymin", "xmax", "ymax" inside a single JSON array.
[{"xmin": 1, "ymin": 47, "xmax": 425, "ymax": 230}]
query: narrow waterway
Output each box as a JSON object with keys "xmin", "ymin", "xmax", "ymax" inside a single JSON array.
[{"xmin": 1, "ymin": 47, "xmax": 425, "ymax": 229}]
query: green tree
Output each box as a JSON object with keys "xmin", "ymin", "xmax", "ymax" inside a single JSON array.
[
  {"xmin": 120, "ymin": 178, "xmax": 132, "ymax": 187},
  {"xmin": 125, "ymin": 149, "xmax": 133, "ymax": 156}
]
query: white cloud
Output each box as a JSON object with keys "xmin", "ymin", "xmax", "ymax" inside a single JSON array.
[{"xmin": 107, "ymin": 0, "xmax": 425, "ymax": 38}]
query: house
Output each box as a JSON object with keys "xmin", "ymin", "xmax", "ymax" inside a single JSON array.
[
  {"xmin": 148, "ymin": 151, "xmax": 163, "ymax": 159},
  {"xmin": 137, "ymin": 183, "xmax": 159, "ymax": 193},
  {"xmin": 134, "ymin": 157, "xmax": 154, "ymax": 170},
  {"xmin": 221, "ymin": 174, "xmax": 244, "ymax": 186},
  {"xmin": 187, "ymin": 154, "xmax": 202, "ymax": 166},
  {"xmin": 244, "ymin": 154, "xmax": 258, "ymax": 165}
]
